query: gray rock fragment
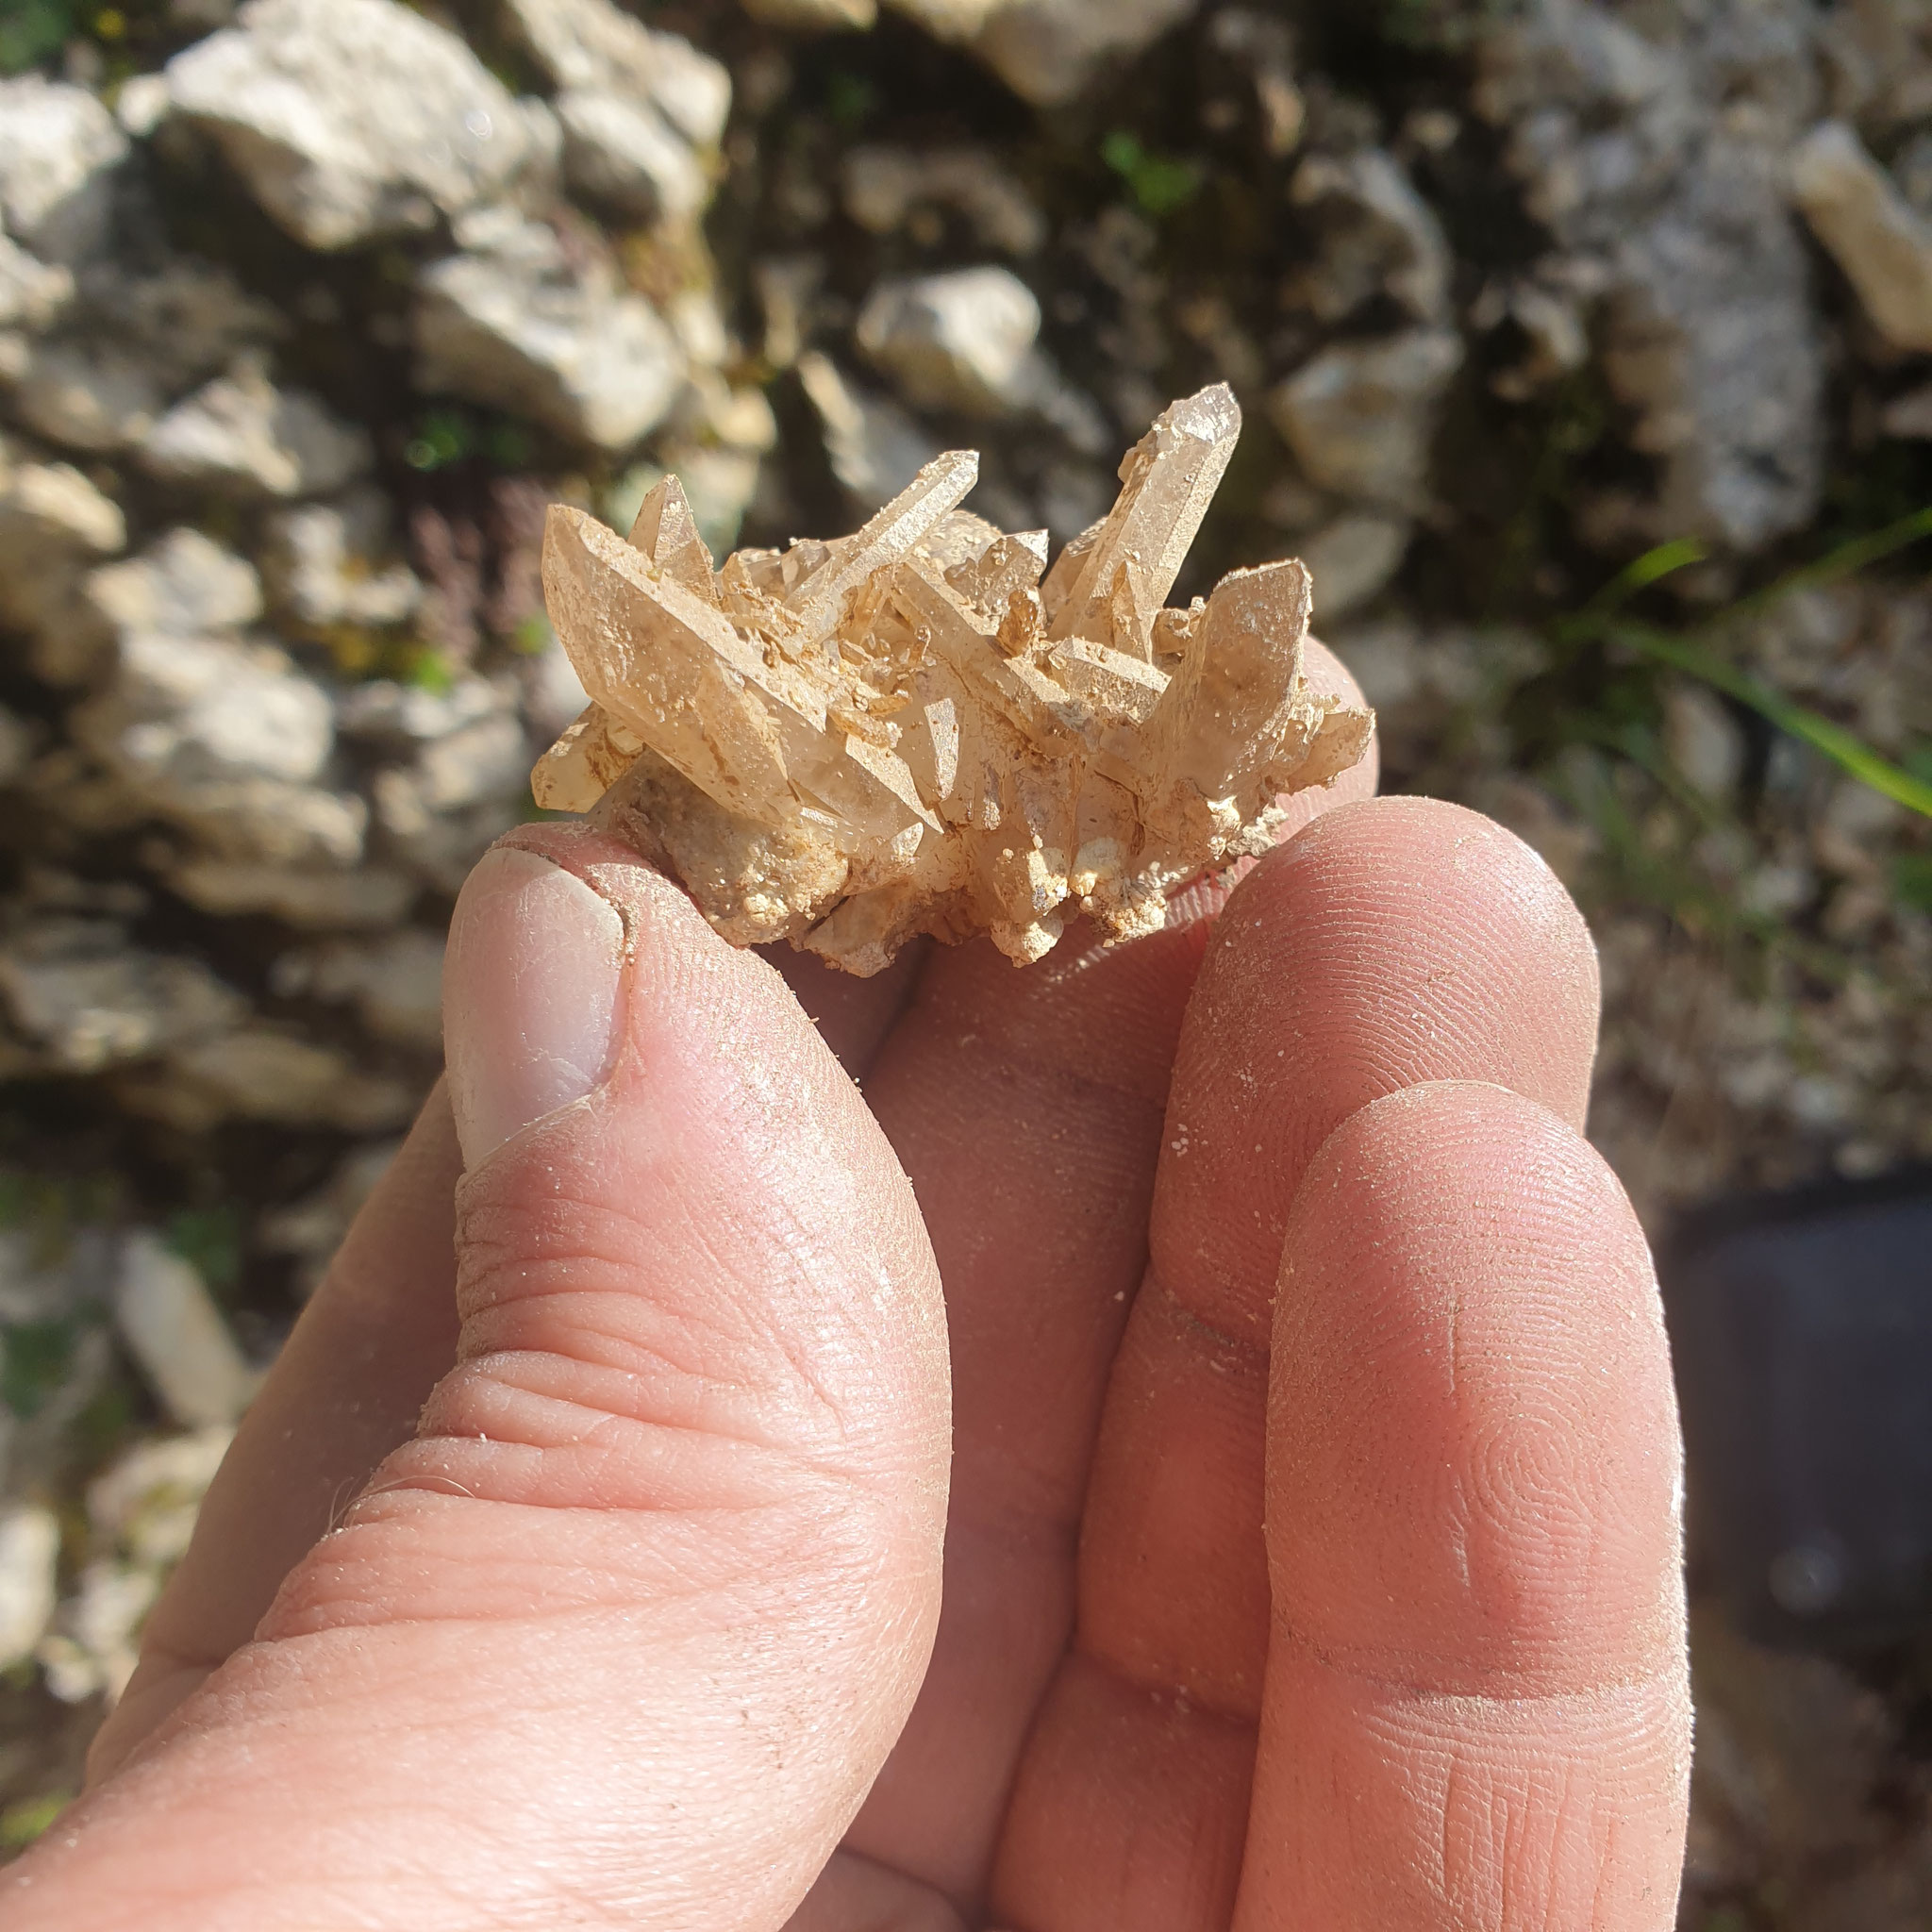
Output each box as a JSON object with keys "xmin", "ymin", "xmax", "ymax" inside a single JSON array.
[
  {"xmin": 857, "ymin": 265, "xmax": 1045, "ymax": 415},
  {"xmin": 162, "ymin": 0, "xmax": 554, "ymax": 250},
  {"xmin": 0, "ymin": 445, "xmax": 125, "ymax": 648},
  {"xmin": 1284, "ymin": 148, "xmax": 1452, "ymax": 325},
  {"xmin": 1298, "ymin": 512, "xmax": 1412, "ymax": 621},
  {"xmin": 0, "ymin": 917, "xmax": 245, "ymax": 1073},
  {"xmin": 140, "ymin": 358, "xmax": 372, "ymax": 498},
  {"xmin": 744, "ymin": 0, "xmax": 877, "ymax": 25},
  {"xmin": 0, "ymin": 232, "xmax": 74, "ymax": 333},
  {"xmin": 114, "ymin": 1233, "xmax": 258, "ymax": 1430},
  {"xmin": 843, "ymin": 144, "xmax": 1047, "ymax": 255},
  {"xmin": 973, "ymin": 0, "xmax": 1201, "ymax": 107},
  {"xmin": 162, "ymin": 858, "xmax": 418, "ymax": 931},
  {"xmin": 11, "ymin": 338, "xmax": 165, "ymax": 453},
  {"xmin": 72, "ymin": 629, "xmax": 368, "ymax": 868},
  {"xmin": 52, "ymin": 525, "xmax": 263, "ymax": 686},
  {"xmin": 1474, "ymin": 0, "xmax": 1824, "ymax": 550},
  {"xmin": 1789, "ymin": 120, "xmax": 1932, "ymax": 354},
  {"xmin": 1269, "ymin": 328, "xmax": 1463, "ymax": 508},
  {"xmin": 504, "ymin": 0, "xmax": 731, "ymax": 147},
  {"xmin": 262, "ymin": 491, "xmax": 423, "ymax": 632},
  {"xmin": 414, "ymin": 225, "xmax": 683, "ymax": 450},
  {"xmin": 0, "ymin": 1507, "xmax": 59, "ymax": 1672},
  {"xmin": 502, "ymin": 0, "xmax": 730, "ymax": 221},
  {"xmin": 272, "ymin": 928, "xmax": 446, "ymax": 1051},
  {"xmin": 84, "ymin": 527, "xmax": 264, "ymax": 647},
  {"xmin": 0, "ymin": 76, "xmax": 128, "ymax": 262},
  {"xmin": 798, "ymin": 351, "xmax": 944, "ymax": 508}
]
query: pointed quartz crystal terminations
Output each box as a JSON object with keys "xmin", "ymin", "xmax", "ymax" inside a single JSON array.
[{"xmin": 532, "ymin": 386, "xmax": 1374, "ymax": 975}]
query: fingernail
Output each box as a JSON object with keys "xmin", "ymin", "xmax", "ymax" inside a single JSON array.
[{"xmin": 443, "ymin": 846, "xmax": 626, "ymax": 1168}]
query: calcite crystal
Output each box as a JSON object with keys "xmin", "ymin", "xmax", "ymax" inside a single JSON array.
[{"xmin": 532, "ymin": 385, "xmax": 1373, "ymax": 975}]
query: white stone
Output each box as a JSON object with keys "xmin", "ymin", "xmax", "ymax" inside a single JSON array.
[
  {"xmin": 1284, "ymin": 148, "xmax": 1452, "ymax": 325},
  {"xmin": 1268, "ymin": 328, "xmax": 1463, "ymax": 508},
  {"xmin": 503, "ymin": 0, "xmax": 731, "ymax": 147},
  {"xmin": 115, "ymin": 74, "xmax": 172, "ymax": 140},
  {"xmin": 163, "ymin": 859, "xmax": 417, "ymax": 929},
  {"xmin": 1790, "ymin": 120, "xmax": 1932, "ymax": 355},
  {"xmin": 85, "ymin": 528, "xmax": 264, "ymax": 644},
  {"xmin": 554, "ymin": 88, "xmax": 708, "ymax": 222},
  {"xmin": 973, "ymin": 0, "xmax": 1201, "ymax": 107},
  {"xmin": 0, "ymin": 232, "xmax": 73, "ymax": 333},
  {"xmin": 842, "ymin": 144, "xmax": 1047, "ymax": 256},
  {"xmin": 0, "ymin": 448, "xmax": 125, "ymax": 649},
  {"xmin": 11, "ymin": 338, "xmax": 164, "ymax": 453},
  {"xmin": 77, "ymin": 630, "xmax": 335, "ymax": 790},
  {"xmin": 88, "ymin": 1425, "xmax": 234, "ymax": 1567},
  {"xmin": 127, "ymin": 1028, "xmax": 415, "ymax": 1133},
  {"xmin": 798, "ymin": 351, "xmax": 944, "ymax": 508},
  {"xmin": 162, "ymin": 0, "xmax": 553, "ymax": 250},
  {"xmin": 273, "ymin": 928, "xmax": 445, "ymax": 1051},
  {"xmin": 743, "ymin": 0, "xmax": 876, "ymax": 24},
  {"xmin": 856, "ymin": 266, "xmax": 1046, "ymax": 416},
  {"xmin": 114, "ymin": 1233, "xmax": 258, "ymax": 1430},
  {"xmin": 0, "ymin": 76, "xmax": 128, "ymax": 261},
  {"xmin": 0, "ymin": 920, "xmax": 245, "ymax": 1074},
  {"xmin": 262, "ymin": 491, "xmax": 422, "ymax": 631},
  {"xmin": 0, "ymin": 1506, "xmax": 58, "ymax": 1671},
  {"xmin": 141, "ymin": 359, "xmax": 373, "ymax": 499},
  {"xmin": 1298, "ymin": 513, "xmax": 1411, "ymax": 621},
  {"xmin": 414, "ymin": 230, "xmax": 683, "ymax": 451},
  {"xmin": 1663, "ymin": 682, "xmax": 1745, "ymax": 799}
]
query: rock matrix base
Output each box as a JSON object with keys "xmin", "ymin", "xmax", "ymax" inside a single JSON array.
[{"xmin": 533, "ymin": 386, "xmax": 1374, "ymax": 974}]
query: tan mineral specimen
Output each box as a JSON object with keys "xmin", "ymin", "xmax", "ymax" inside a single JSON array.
[{"xmin": 533, "ymin": 385, "xmax": 1374, "ymax": 975}]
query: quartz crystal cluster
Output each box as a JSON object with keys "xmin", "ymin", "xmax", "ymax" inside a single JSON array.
[{"xmin": 533, "ymin": 386, "xmax": 1373, "ymax": 974}]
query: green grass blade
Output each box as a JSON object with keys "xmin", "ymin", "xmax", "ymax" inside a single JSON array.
[{"xmin": 1608, "ymin": 623, "xmax": 1932, "ymax": 819}]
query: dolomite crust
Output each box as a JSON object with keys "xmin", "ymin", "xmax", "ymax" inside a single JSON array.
[{"xmin": 533, "ymin": 385, "xmax": 1374, "ymax": 975}]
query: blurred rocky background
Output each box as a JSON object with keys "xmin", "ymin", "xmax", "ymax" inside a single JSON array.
[{"xmin": 0, "ymin": 0, "xmax": 1926, "ymax": 1918}]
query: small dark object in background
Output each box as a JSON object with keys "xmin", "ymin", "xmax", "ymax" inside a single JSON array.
[{"xmin": 1664, "ymin": 1169, "xmax": 1932, "ymax": 1652}]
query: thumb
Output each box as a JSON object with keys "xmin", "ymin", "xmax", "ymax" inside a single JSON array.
[{"xmin": 8, "ymin": 832, "xmax": 952, "ymax": 1932}]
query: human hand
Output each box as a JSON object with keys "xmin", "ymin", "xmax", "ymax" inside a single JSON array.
[{"xmin": 7, "ymin": 646, "xmax": 1690, "ymax": 1930}]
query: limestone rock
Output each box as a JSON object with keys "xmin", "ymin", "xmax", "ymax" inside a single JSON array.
[
  {"xmin": 507, "ymin": 0, "xmax": 730, "ymax": 228},
  {"xmin": 71, "ymin": 629, "xmax": 367, "ymax": 868},
  {"xmin": 554, "ymin": 89, "xmax": 710, "ymax": 222},
  {"xmin": 533, "ymin": 386, "xmax": 1374, "ymax": 974},
  {"xmin": 1268, "ymin": 329, "xmax": 1463, "ymax": 508},
  {"xmin": 1790, "ymin": 120, "xmax": 1932, "ymax": 355},
  {"xmin": 114, "ymin": 1233, "xmax": 258, "ymax": 1430},
  {"xmin": 0, "ymin": 1507, "xmax": 58, "ymax": 1672},
  {"xmin": 162, "ymin": 0, "xmax": 553, "ymax": 250},
  {"xmin": 842, "ymin": 144, "xmax": 1047, "ymax": 256},
  {"xmin": 271, "ymin": 928, "xmax": 446, "ymax": 1051},
  {"xmin": 53, "ymin": 525, "xmax": 263, "ymax": 686},
  {"xmin": 0, "ymin": 77, "xmax": 128, "ymax": 262},
  {"xmin": 745, "ymin": 0, "xmax": 878, "ymax": 25},
  {"xmin": 857, "ymin": 265, "xmax": 1048, "ymax": 416},
  {"xmin": 798, "ymin": 351, "xmax": 945, "ymax": 508},
  {"xmin": 414, "ymin": 224, "xmax": 683, "ymax": 451},
  {"xmin": 0, "ymin": 233, "xmax": 74, "ymax": 333},
  {"xmin": 1284, "ymin": 148, "xmax": 1453, "ymax": 325},
  {"xmin": 972, "ymin": 0, "xmax": 1200, "ymax": 106},
  {"xmin": 0, "ymin": 917, "xmax": 246, "ymax": 1074},
  {"xmin": 11, "ymin": 337, "xmax": 165, "ymax": 454},
  {"xmin": 262, "ymin": 491, "xmax": 422, "ymax": 632},
  {"xmin": 141, "ymin": 359, "xmax": 373, "ymax": 499},
  {"xmin": 0, "ymin": 447, "xmax": 125, "ymax": 644},
  {"xmin": 503, "ymin": 0, "xmax": 731, "ymax": 149},
  {"xmin": 1473, "ymin": 0, "xmax": 1824, "ymax": 550},
  {"xmin": 1299, "ymin": 513, "xmax": 1411, "ymax": 621}
]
